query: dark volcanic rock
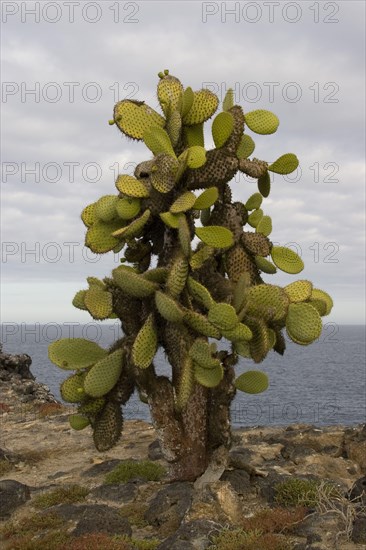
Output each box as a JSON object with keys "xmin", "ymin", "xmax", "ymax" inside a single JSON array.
[
  {"xmin": 0, "ymin": 479, "xmax": 31, "ymax": 518},
  {"xmin": 89, "ymin": 481, "xmax": 141, "ymax": 503},
  {"xmin": 220, "ymin": 469, "xmax": 251, "ymax": 495},
  {"xmin": 144, "ymin": 482, "xmax": 193, "ymax": 527},
  {"xmin": 157, "ymin": 518, "xmax": 221, "ymax": 550},
  {"xmin": 352, "ymin": 516, "xmax": 366, "ymax": 543},
  {"xmin": 81, "ymin": 459, "xmax": 124, "ymax": 478},
  {"xmin": 148, "ymin": 439, "xmax": 163, "ymax": 460},
  {"xmin": 0, "ymin": 343, "xmax": 34, "ymax": 380},
  {"xmin": 52, "ymin": 503, "xmax": 132, "ymax": 537}
]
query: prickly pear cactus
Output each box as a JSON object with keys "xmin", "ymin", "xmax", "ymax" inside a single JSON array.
[{"xmin": 49, "ymin": 71, "xmax": 333, "ymax": 465}]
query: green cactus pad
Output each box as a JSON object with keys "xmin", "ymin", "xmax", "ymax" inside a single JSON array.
[
  {"xmin": 246, "ymin": 284, "xmax": 289, "ymax": 321},
  {"xmin": 233, "ymin": 272, "xmax": 251, "ymax": 312},
  {"xmin": 183, "ymin": 309, "xmax": 221, "ymax": 338},
  {"xmin": 87, "ymin": 277, "xmax": 105, "ymax": 289},
  {"xmin": 155, "ymin": 291, "xmax": 184, "ymax": 323},
  {"xmin": 256, "ymin": 215, "xmax": 272, "ymax": 237},
  {"xmin": 284, "ymin": 280, "xmax": 313, "ymax": 303},
  {"xmin": 60, "ymin": 372, "xmax": 86, "ymax": 403},
  {"xmin": 194, "ymin": 362, "xmax": 223, "ymax": 388},
  {"xmin": 143, "ymin": 126, "xmax": 176, "ymax": 158},
  {"xmin": 85, "ymin": 220, "xmax": 123, "ymax": 254},
  {"xmin": 241, "ymin": 232, "xmax": 270, "ymax": 256},
  {"xmin": 247, "ymin": 208, "xmax": 264, "ymax": 228},
  {"xmin": 78, "ymin": 397, "xmax": 105, "ymax": 415},
  {"xmin": 187, "ymin": 277, "xmax": 214, "ymax": 310},
  {"xmin": 286, "ymin": 302, "xmax": 322, "ymax": 345},
  {"xmin": 115, "ymin": 175, "xmax": 149, "ymax": 198},
  {"xmin": 193, "ymin": 187, "xmax": 218, "ymax": 210},
  {"xmin": 116, "ymin": 197, "xmax": 141, "ymax": 220},
  {"xmin": 257, "ymin": 171, "xmax": 271, "ymax": 197},
  {"xmin": 244, "ymin": 109, "xmax": 279, "ymax": 135},
  {"xmin": 189, "ymin": 339, "xmax": 221, "ymax": 369},
  {"xmin": 245, "ymin": 193, "xmax": 263, "ymax": 211},
  {"xmin": 254, "ymin": 256, "xmax": 277, "ymax": 274},
  {"xmin": 166, "ymin": 109, "xmax": 182, "ymax": 146},
  {"xmin": 181, "ymin": 86, "xmax": 195, "ymax": 117},
  {"xmin": 93, "ymin": 401, "xmax": 123, "ymax": 451},
  {"xmin": 112, "ymin": 266, "xmax": 158, "ymax": 297},
  {"xmin": 212, "ymin": 111, "xmax": 234, "ymax": 148},
  {"xmin": 84, "ymin": 349, "xmax": 124, "ymax": 398},
  {"xmin": 234, "ymin": 340, "xmax": 251, "ymax": 358},
  {"xmin": 222, "ymin": 323, "xmax": 252, "ymax": 343},
  {"xmin": 112, "ymin": 209, "xmax": 151, "ymax": 239},
  {"xmin": 151, "ymin": 153, "xmax": 179, "ymax": 193},
  {"xmin": 247, "ymin": 318, "xmax": 271, "ymax": 363},
  {"xmin": 49, "ymin": 338, "xmax": 107, "ymax": 370},
  {"xmin": 113, "ymin": 99, "xmax": 165, "ymax": 140},
  {"xmin": 157, "ymin": 74, "xmax": 183, "ymax": 116},
  {"xmin": 268, "ymin": 153, "xmax": 299, "ymax": 175},
  {"xmin": 84, "ymin": 286, "xmax": 113, "ymax": 320},
  {"xmin": 309, "ymin": 288, "xmax": 333, "ymax": 315},
  {"xmin": 176, "ymin": 357, "xmax": 194, "ymax": 411},
  {"xmin": 235, "ymin": 370, "xmax": 269, "ymax": 394},
  {"xmin": 183, "ymin": 123, "xmax": 205, "ymax": 147},
  {"xmin": 196, "ymin": 226, "xmax": 234, "ymax": 248},
  {"xmin": 72, "ymin": 290, "xmax": 87, "ymax": 310},
  {"xmin": 182, "ymin": 89, "xmax": 219, "ymax": 126},
  {"xmin": 94, "ymin": 195, "xmax": 118, "ymax": 223},
  {"xmin": 208, "ymin": 302, "xmax": 239, "ymax": 331},
  {"xmin": 160, "ymin": 211, "xmax": 182, "ymax": 228},
  {"xmin": 236, "ymin": 134, "xmax": 255, "ymax": 159},
  {"xmin": 178, "ymin": 214, "xmax": 192, "ymax": 258},
  {"xmin": 189, "ymin": 245, "xmax": 215, "ymax": 270},
  {"xmin": 144, "ymin": 267, "xmax": 169, "ymax": 283},
  {"xmin": 271, "ymin": 246, "xmax": 304, "ymax": 274},
  {"xmin": 166, "ymin": 255, "xmax": 189, "ymax": 297},
  {"xmin": 170, "ymin": 191, "xmax": 197, "ymax": 214},
  {"xmin": 187, "ymin": 146, "xmax": 207, "ymax": 169},
  {"xmin": 81, "ymin": 203, "xmax": 97, "ymax": 227},
  {"xmin": 222, "ymin": 88, "xmax": 234, "ymax": 112},
  {"xmin": 132, "ymin": 314, "xmax": 158, "ymax": 369},
  {"xmin": 69, "ymin": 414, "xmax": 90, "ymax": 431}
]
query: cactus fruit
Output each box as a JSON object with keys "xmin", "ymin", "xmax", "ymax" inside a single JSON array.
[{"xmin": 49, "ymin": 70, "xmax": 333, "ymax": 474}]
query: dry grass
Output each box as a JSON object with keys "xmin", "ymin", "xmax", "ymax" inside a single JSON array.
[
  {"xmin": 32, "ymin": 485, "xmax": 89, "ymax": 509},
  {"xmin": 241, "ymin": 506, "xmax": 307, "ymax": 534}
]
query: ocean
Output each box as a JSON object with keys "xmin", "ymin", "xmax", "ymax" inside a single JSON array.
[{"xmin": 1, "ymin": 323, "xmax": 365, "ymax": 428}]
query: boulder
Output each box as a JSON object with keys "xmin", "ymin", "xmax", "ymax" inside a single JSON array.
[{"xmin": 0, "ymin": 479, "xmax": 31, "ymax": 518}]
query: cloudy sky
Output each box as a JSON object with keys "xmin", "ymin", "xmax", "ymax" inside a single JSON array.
[{"xmin": 1, "ymin": 0, "xmax": 365, "ymax": 325}]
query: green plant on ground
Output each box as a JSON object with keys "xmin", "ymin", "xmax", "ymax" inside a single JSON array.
[
  {"xmin": 0, "ymin": 511, "xmax": 66, "ymax": 539},
  {"xmin": 274, "ymin": 477, "xmax": 340, "ymax": 508},
  {"xmin": 32, "ymin": 484, "xmax": 89, "ymax": 509},
  {"xmin": 48, "ymin": 70, "xmax": 333, "ymax": 481},
  {"xmin": 104, "ymin": 459, "xmax": 166, "ymax": 484},
  {"xmin": 119, "ymin": 502, "xmax": 149, "ymax": 528}
]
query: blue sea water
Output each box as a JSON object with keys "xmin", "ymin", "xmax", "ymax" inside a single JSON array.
[{"xmin": 1, "ymin": 323, "xmax": 365, "ymax": 428}]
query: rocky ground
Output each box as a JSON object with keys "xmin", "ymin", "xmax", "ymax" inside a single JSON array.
[{"xmin": 0, "ymin": 345, "xmax": 366, "ymax": 549}]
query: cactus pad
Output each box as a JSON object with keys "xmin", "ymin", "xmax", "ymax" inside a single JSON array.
[
  {"xmin": 193, "ymin": 187, "xmax": 219, "ymax": 210},
  {"xmin": 81, "ymin": 203, "xmax": 97, "ymax": 227},
  {"xmin": 151, "ymin": 153, "xmax": 179, "ymax": 193},
  {"xmin": 69, "ymin": 414, "xmax": 90, "ymax": 430},
  {"xmin": 222, "ymin": 323, "xmax": 252, "ymax": 343},
  {"xmin": 190, "ymin": 245, "xmax": 215, "ymax": 270},
  {"xmin": 187, "ymin": 277, "xmax": 214, "ymax": 310},
  {"xmin": 112, "ymin": 209, "xmax": 151, "ymax": 239},
  {"xmin": 254, "ymin": 256, "xmax": 277, "ymax": 274},
  {"xmin": 116, "ymin": 197, "xmax": 141, "ymax": 220},
  {"xmin": 256, "ymin": 215, "xmax": 272, "ymax": 237},
  {"xmin": 246, "ymin": 284, "xmax": 289, "ymax": 321},
  {"xmin": 112, "ymin": 266, "xmax": 158, "ymax": 297},
  {"xmin": 178, "ymin": 214, "xmax": 192, "ymax": 258},
  {"xmin": 183, "ymin": 89, "xmax": 219, "ymax": 125},
  {"xmin": 166, "ymin": 254, "xmax": 189, "ymax": 297},
  {"xmin": 196, "ymin": 226, "xmax": 234, "ymax": 248},
  {"xmin": 309, "ymin": 288, "xmax": 333, "ymax": 315},
  {"xmin": 114, "ymin": 99, "xmax": 165, "ymax": 140},
  {"xmin": 245, "ymin": 192, "xmax": 263, "ymax": 211},
  {"xmin": 194, "ymin": 362, "xmax": 223, "ymax": 388},
  {"xmin": 236, "ymin": 134, "xmax": 255, "ymax": 159},
  {"xmin": 244, "ymin": 109, "xmax": 279, "ymax": 135},
  {"xmin": 212, "ymin": 112, "xmax": 234, "ymax": 148},
  {"xmin": 143, "ymin": 126, "xmax": 176, "ymax": 158},
  {"xmin": 61, "ymin": 372, "xmax": 86, "ymax": 403},
  {"xmin": 183, "ymin": 123, "xmax": 205, "ymax": 147},
  {"xmin": 235, "ymin": 370, "xmax": 269, "ymax": 394},
  {"xmin": 286, "ymin": 302, "xmax": 322, "ymax": 345},
  {"xmin": 284, "ymin": 280, "xmax": 313, "ymax": 303},
  {"xmin": 183, "ymin": 310, "xmax": 221, "ymax": 338},
  {"xmin": 222, "ymin": 88, "xmax": 234, "ymax": 111},
  {"xmin": 157, "ymin": 73, "xmax": 183, "ymax": 116},
  {"xmin": 257, "ymin": 171, "xmax": 271, "ymax": 197},
  {"xmin": 242, "ymin": 232, "xmax": 270, "ymax": 256},
  {"xmin": 155, "ymin": 291, "xmax": 184, "ymax": 323},
  {"xmin": 268, "ymin": 153, "xmax": 299, "ymax": 175},
  {"xmin": 170, "ymin": 191, "xmax": 197, "ymax": 214},
  {"xmin": 187, "ymin": 146, "xmax": 207, "ymax": 169},
  {"xmin": 93, "ymin": 401, "xmax": 123, "ymax": 451},
  {"xmin": 94, "ymin": 195, "xmax": 118, "ymax": 222},
  {"xmin": 271, "ymin": 246, "xmax": 304, "ymax": 274},
  {"xmin": 49, "ymin": 338, "xmax": 107, "ymax": 370},
  {"xmin": 132, "ymin": 314, "xmax": 158, "ymax": 369},
  {"xmin": 208, "ymin": 302, "xmax": 238, "ymax": 331},
  {"xmin": 72, "ymin": 290, "xmax": 87, "ymax": 310},
  {"xmin": 176, "ymin": 357, "xmax": 194, "ymax": 411},
  {"xmin": 160, "ymin": 211, "xmax": 182, "ymax": 228},
  {"xmin": 116, "ymin": 175, "xmax": 149, "ymax": 198},
  {"xmin": 84, "ymin": 349, "xmax": 124, "ymax": 398},
  {"xmin": 181, "ymin": 86, "xmax": 195, "ymax": 117},
  {"xmin": 189, "ymin": 339, "xmax": 221, "ymax": 369},
  {"xmin": 247, "ymin": 208, "xmax": 264, "ymax": 228},
  {"xmin": 85, "ymin": 220, "xmax": 123, "ymax": 254},
  {"xmin": 84, "ymin": 286, "xmax": 113, "ymax": 320}
]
